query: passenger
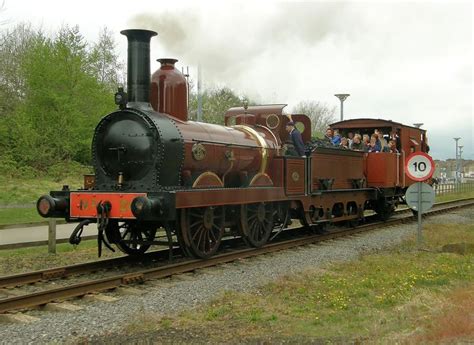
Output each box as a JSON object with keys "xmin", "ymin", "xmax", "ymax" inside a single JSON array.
[
  {"xmin": 332, "ymin": 129, "xmax": 341, "ymax": 146},
  {"xmin": 390, "ymin": 131, "xmax": 401, "ymax": 152},
  {"xmin": 383, "ymin": 139, "xmax": 399, "ymax": 153},
  {"xmin": 362, "ymin": 134, "xmax": 370, "ymax": 152},
  {"xmin": 285, "ymin": 121, "xmax": 306, "ymax": 157},
  {"xmin": 340, "ymin": 137, "xmax": 349, "ymax": 149},
  {"xmin": 347, "ymin": 132, "xmax": 354, "ymax": 147},
  {"xmin": 368, "ymin": 134, "xmax": 381, "ymax": 152},
  {"xmin": 350, "ymin": 134, "xmax": 364, "ymax": 150},
  {"xmin": 324, "ymin": 128, "xmax": 334, "ymax": 142},
  {"xmin": 374, "ymin": 129, "xmax": 387, "ymax": 150}
]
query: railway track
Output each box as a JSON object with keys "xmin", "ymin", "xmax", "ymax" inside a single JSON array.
[{"xmin": 0, "ymin": 198, "xmax": 472, "ymax": 315}]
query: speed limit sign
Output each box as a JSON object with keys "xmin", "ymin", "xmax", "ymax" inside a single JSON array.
[{"xmin": 405, "ymin": 152, "xmax": 435, "ymax": 181}]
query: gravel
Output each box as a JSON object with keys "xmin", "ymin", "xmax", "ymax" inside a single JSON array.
[{"xmin": 0, "ymin": 207, "xmax": 472, "ymax": 344}]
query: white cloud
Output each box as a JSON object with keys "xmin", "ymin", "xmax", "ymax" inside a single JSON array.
[{"xmin": 3, "ymin": 0, "xmax": 472, "ymax": 159}]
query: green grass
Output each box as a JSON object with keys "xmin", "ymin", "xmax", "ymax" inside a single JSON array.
[
  {"xmin": 436, "ymin": 189, "xmax": 474, "ymax": 202},
  {"xmin": 123, "ymin": 209, "xmax": 474, "ymax": 343},
  {"xmin": 0, "ymin": 239, "xmax": 123, "ymax": 275},
  {"xmin": 0, "ymin": 162, "xmax": 89, "ymax": 224},
  {"xmin": 0, "ymin": 207, "xmax": 44, "ymax": 225},
  {"xmin": 0, "ymin": 162, "xmax": 89, "ymax": 205}
]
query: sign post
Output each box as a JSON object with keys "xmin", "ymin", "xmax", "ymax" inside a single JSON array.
[{"xmin": 405, "ymin": 152, "xmax": 435, "ymax": 248}]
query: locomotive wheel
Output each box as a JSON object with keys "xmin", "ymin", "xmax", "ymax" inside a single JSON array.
[
  {"xmin": 238, "ymin": 202, "xmax": 274, "ymax": 248},
  {"xmin": 180, "ymin": 206, "xmax": 225, "ymax": 259},
  {"xmin": 106, "ymin": 221, "xmax": 157, "ymax": 256}
]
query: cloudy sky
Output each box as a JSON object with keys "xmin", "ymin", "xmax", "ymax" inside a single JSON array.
[{"xmin": 2, "ymin": 0, "xmax": 472, "ymax": 160}]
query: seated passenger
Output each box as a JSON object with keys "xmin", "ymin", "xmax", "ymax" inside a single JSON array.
[
  {"xmin": 350, "ymin": 134, "xmax": 364, "ymax": 150},
  {"xmin": 323, "ymin": 128, "xmax": 334, "ymax": 142},
  {"xmin": 347, "ymin": 132, "xmax": 354, "ymax": 146},
  {"xmin": 331, "ymin": 129, "xmax": 341, "ymax": 146},
  {"xmin": 374, "ymin": 129, "xmax": 387, "ymax": 150},
  {"xmin": 340, "ymin": 137, "xmax": 349, "ymax": 149},
  {"xmin": 368, "ymin": 134, "xmax": 381, "ymax": 152},
  {"xmin": 383, "ymin": 139, "xmax": 399, "ymax": 153},
  {"xmin": 362, "ymin": 134, "xmax": 370, "ymax": 152}
]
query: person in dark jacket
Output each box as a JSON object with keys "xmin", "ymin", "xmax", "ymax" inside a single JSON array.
[{"xmin": 285, "ymin": 121, "xmax": 306, "ymax": 157}]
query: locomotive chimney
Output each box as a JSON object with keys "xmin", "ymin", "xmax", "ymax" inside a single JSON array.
[
  {"xmin": 151, "ymin": 58, "xmax": 188, "ymax": 121},
  {"xmin": 120, "ymin": 29, "xmax": 157, "ymax": 106}
]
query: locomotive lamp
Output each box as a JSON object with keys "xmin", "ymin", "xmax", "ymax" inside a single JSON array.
[
  {"xmin": 114, "ymin": 87, "xmax": 128, "ymax": 109},
  {"xmin": 334, "ymin": 93, "xmax": 350, "ymax": 121}
]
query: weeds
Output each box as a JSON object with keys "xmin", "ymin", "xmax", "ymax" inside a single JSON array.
[{"xmin": 121, "ymin": 213, "xmax": 474, "ymax": 343}]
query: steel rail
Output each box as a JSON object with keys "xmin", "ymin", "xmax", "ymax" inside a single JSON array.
[
  {"xmin": 0, "ymin": 199, "xmax": 472, "ymax": 314},
  {"xmin": 0, "ymin": 198, "xmax": 472, "ymax": 289},
  {"xmin": 0, "ymin": 248, "xmax": 182, "ymax": 289}
]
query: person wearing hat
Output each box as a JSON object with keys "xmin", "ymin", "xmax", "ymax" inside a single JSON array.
[{"xmin": 285, "ymin": 121, "xmax": 306, "ymax": 157}]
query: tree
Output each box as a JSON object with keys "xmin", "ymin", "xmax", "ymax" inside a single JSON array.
[
  {"xmin": 88, "ymin": 27, "xmax": 123, "ymax": 91},
  {"xmin": 292, "ymin": 100, "xmax": 336, "ymax": 138},
  {"xmin": 188, "ymin": 86, "xmax": 247, "ymax": 125},
  {"xmin": 0, "ymin": 23, "xmax": 41, "ymax": 117},
  {"xmin": 6, "ymin": 25, "xmax": 115, "ymax": 170},
  {"xmin": 0, "ymin": 0, "xmax": 7, "ymax": 28}
]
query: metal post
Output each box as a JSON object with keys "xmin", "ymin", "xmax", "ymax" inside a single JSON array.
[
  {"xmin": 334, "ymin": 94, "xmax": 350, "ymax": 121},
  {"xmin": 197, "ymin": 64, "xmax": 203, "ymax": 122},
  {"xmin": 417, "ymin": 183, "xmax": 423, "ymax": 247},
  {"xmin": 453, "ymin": 137, "xmax": 460, "ymax": 184},
  {"xmin": 340, "ymin": 100, "xmax": 343, "ymax": 121},
  {"xmin": 48, "ymin": 218, "xmax": 56, "ymax": 254}
]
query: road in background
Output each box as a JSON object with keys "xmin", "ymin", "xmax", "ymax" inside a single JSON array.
[{"xmin": 0, "ymin": 222, "xmax": 96, "ymax": 248}]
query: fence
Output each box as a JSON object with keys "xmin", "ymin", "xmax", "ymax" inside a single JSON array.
[{"xmin": 433, "ymin": 182, "xmax": 474, "ymax": 196}]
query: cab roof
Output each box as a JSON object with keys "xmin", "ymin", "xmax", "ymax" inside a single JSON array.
[{"xmin": 330, "ymin": 118, "xmax": 426, "ymax": 132}]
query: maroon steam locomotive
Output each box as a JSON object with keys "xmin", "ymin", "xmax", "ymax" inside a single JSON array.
[{"xmin": 37, "ymin": 29, "xmax": 430, "ymax": 259}]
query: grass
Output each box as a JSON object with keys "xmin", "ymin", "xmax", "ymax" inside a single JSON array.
[
  {"xmin": 436, "ymin": 189, "xmax": 474, "ymax": 202},
  {"xmin": 0, "ymin": 162, "xmax": 89, "ymax": 224},
  {"xmin": 122, "ymin": 209, "xmax": 474, "ymax": 343},
  {"xmin": 0, "ymin": 207, "xmax": 44, "ymax": 225},
  {"xmin": 0, "ymin": 162, "xmax": 89, "ymax": 205},
  {"xmin": 0, "ymin": 240, "xmax": 123, "ymax": 275}
]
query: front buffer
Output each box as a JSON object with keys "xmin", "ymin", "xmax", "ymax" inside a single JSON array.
[{"xmin": 37, "ymin": 190, "xmax": 177, "ymax": 257}]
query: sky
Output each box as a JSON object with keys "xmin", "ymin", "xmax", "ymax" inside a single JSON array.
[{"xmin": 2, "ymin": 0, "xmax": 472, "ymax": 160}]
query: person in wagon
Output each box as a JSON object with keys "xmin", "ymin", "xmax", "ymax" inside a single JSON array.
[
  {"xmin": 368, "ymin": 134, "xmax": 381, "ymax": 152},
  {"xmin": 383, "ymin": 139, "xmax": 399, "ymax": 153},
  {"xmin": 350, "ymin": 134, "xmax": 364, "ymax": 150},
  {"xmin": 331, "ymin": 129, "xmax": 342, "ymax": 146},
  {"xmin": 340, "ymin": 137, "xmax": 350, "ymax": 149}
]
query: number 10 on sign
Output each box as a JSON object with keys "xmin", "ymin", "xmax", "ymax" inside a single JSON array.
[{"xmin": 405, "ymin": 152, "xmax": 435, "ymax": 182}]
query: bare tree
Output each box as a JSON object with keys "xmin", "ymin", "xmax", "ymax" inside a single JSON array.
[
  {"xmin": 0, "ymin": 0, "xmax": 9, "ymax": 28},
  {"xmin": 88, "ymin": 27, "xmax": 123, "ymax": 91},
  {"xmin": 292, "ymin": 100, "xmax": 336, "ymax": 137}
]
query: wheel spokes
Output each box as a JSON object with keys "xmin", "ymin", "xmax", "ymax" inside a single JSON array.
[
  {"xmin": 111, "ymin": 222, "xmax": 156, "ymax": 255},
  {"xmin": 181, "ymin": 207, "xmax": 224, "ymax": 258},
  {"xmin": 240, "ymin": 203, "xmax": 274, "ymax": 248}
]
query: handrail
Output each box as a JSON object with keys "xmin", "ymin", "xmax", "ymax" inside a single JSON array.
[{"xmin": 401, "ymin": 150, "xmax": 406, "ymax": 187}]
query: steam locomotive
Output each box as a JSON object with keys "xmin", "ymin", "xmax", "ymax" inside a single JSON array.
[{"xmin": 37, "ymin": 29, "xmax": 430, "ymax": 259}]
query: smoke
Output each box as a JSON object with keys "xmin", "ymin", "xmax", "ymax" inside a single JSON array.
[
  {"xmin": 129, "ymin": 3, "xmax": 357, "ymax": 88},
  {"xmin": 127, "ymin": 3, "xmax": 472, "ymax": 160}
]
